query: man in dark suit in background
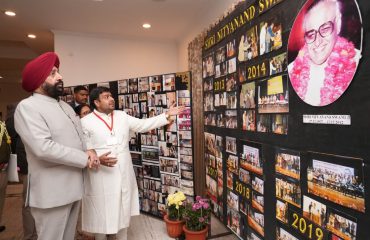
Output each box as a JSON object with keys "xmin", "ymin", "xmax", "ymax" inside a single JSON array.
[{"xmin": 69, "ymin": 85, "xmax": 89, "ymax": 108}]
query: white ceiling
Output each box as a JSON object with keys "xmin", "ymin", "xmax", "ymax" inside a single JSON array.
[{"xmin": 0, "ymin": 0, "xmax": 223, "ymax": 83}]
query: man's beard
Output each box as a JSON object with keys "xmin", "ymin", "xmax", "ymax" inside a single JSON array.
[{"xmin": 42, "ymin": 81, "xmax": 64, "ymax": 99}]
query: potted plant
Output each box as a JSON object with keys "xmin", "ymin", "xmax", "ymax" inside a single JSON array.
[
  {"xmin": 182, "ymin": 196, "xmax": 211, "ymax": 240},
  {"xmin": 164, "ymin": 191, "xmax": 187, "ymax": 238}
]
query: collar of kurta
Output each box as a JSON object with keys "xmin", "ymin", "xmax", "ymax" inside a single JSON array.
[
  {"xmin": 93, "ymin": 109, "xmax": 113, "ymax": 118},
  {"xmin": 33, "ymin": 93, "xmax": 58, "ymax": 103}
]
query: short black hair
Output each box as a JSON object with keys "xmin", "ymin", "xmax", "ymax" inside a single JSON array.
[
  {"xmin": 89, "ymin": 86, "xmax": 111, "ymax": 109},
  {"xmin": 73, "ymin": 85, "xmax": 88, "ymax": 94},
  {"xmin": 74, "ymin": 103, "xmax": 91, "ymax": 115}
]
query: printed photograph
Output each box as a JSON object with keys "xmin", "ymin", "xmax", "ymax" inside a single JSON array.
[
  {"xmin": 227, "ymin": 39, "xmax": 236, "ymax": 58},
  {"xmin": 241, "ymin": 110, "xmax": 256, "ymax": 131},
  {"xmin": 129, "ymin": 78, "xmax": 138, "ymax": 93},
  {"xmin": 270, "ymin": 53, "xmax": 288, "ymax": 75},
  {"xmin": 303, "ymin": 195, "xmax": 327, "ymax": 226},
  {"xmin": 307, "ymin": 158, "xmax": 365, "ymax": 213},
  {"xmin": 227, "ymin": 154, "xmax": 238, "ymax": 175},
  {"xmin": 166, "ymin": 92, "xmax": 176, "ymax": 108},
  {"xmin": 276, "ymin": 199, "xmax": 288, "ymax": 223},
  {"xmin": 142, "ymin": 162, "xmax": 160, "ymax": 179},
  {"xmin": 225, "ymin": 110, "xmax": 237, "ymax": 129},
  {"xmin": 204, "ymin": 78, "xmax": 213, "ymax": 91},
  {"xmin": 142, "ymin": 147, "xmax": 159, "ymax": 162},
  {"xmin": 149, "ymin": 75, "xmax": 162, "ymax": 92},
  {"xmin": 206, "ymin": 174, "xmax": 217, "ymax": 199},
  {"xmin": 258, "ymin": 75, "xmax": 289, "ymax": 114},
  {"xmin": 118, "ymin": 79, "xmax": 129, "ymax": 94},
  {"xmin": 252, "ymin": 176, "xmax": 264, "ymax": 195},
  {"xmin": 288, "ymin": 0, "xmax": 362, "ymax": 106},
  {"xmin": 276, "ymin": 177, "xmax": 301, "ymax": 208},
  {"xmin": 161, "ymin": 173, "xmax": 180, "ymax": 187},
  {"xmin": 240, "ymin": 81, "xmax": 256, "ymax": 109},
  {"xmin": 138, "ymin": 77, "xmax": 150, "ymax": 92},
  {"xmin": 327, "ymin": 209, "xmax": 357, "ymax": 240},
  {"xmin": 215, "ymin": 45, "xmax": 226, "ymax": 64},
  {"xmin": 238, "ymin": 25, "xmax": 259, "ymax": 62},
  {"xmin": 214, "ymin": 92, "xmax": 227, "ymax": 107},
  {"xmin": 239, "ymin": 168, "xmax": 251, "ymax": 185},
  {"xmin": 202, "ymin": 53, "xmax": 215, "ymax": 78},
  {"xmin": 271, "ymin": 114, "xmax": 288, "ymax": 135},
  {"xmin": 204, "ymin": 92, "xmax": 214, "ymax": 111},
  {"xmin": 252, "ymin": 191, "xmax": 264, "ymax": 213},
  {"xmin": 180, "ymin": 155, "xmax": 192, "ymax": 165},
  {"xmin": 276, "ymin": 227, "xmax": 298, "ymax": 240},
  {"xmin": 226, "ymin": 91, "xmax": 237, "ymax": 109},
  {"xmin": 260, "ymin": 18, "xmax": 283, "ymax": 55},
  {"xmin": 256, "ymin": 114, "xmax": 271, "ymax": 133},
  {"xmin": 228, "ymin": 57, "xmax": 237, "ymax": 74},
  {"xmin": 240, "ymin": 143, "xmax": 262, "ymax": 175},
  {"xmin": 238, "ymin": 65, "xmax": 246, "ymax": 83},
  {"xmin": 275, "ymin": 148, "xmax": 300, "ymax": 180},
  {"xmin": 163, "ymin": 74, "xmax": 176, "ymax": 91},
  {"xmin": 216, "ymin": 112, "xmax": 225, "ymax": 128},
  {"xmin": 227, "ymin": 208, "xmax": 241, "ymax": 236},
  {"xmin": 227, "ymin": 190, "xmax": 239, "ymax": 211},
  {"xmin": 248, "ymin": 207, "xmax": 264, "ymax": 237},
  {"xmin": 159, "ymin": 157, "xmax": 179, "ymax": 175},
  {"xmin": 225, "ymin": 136, "xmax": 237, "ymax": 155},
  {"xmin": 226, "ymin": 73, "xmax": 237, "ymax": 92},
  {"xmin": 158, "ymin": 141, "xmax": 178, "ymax": 158}
]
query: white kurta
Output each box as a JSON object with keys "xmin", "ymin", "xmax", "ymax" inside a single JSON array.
[{"xmin": 81, "ymin": 110, "xmax": 168, "ymax": 234}]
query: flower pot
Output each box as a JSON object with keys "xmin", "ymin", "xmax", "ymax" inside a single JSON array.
[
  {"xmin": 183, "ymin": 225, "xmax": 208, "ymax": 240},
  {"xmin": 164, "ymin": 214, "xmax": 185, "ymax": 238}
]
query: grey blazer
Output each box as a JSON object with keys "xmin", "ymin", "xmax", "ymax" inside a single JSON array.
[{"xmin": 15, "ymin": 93, "xmax": 88, "ymax": 208}]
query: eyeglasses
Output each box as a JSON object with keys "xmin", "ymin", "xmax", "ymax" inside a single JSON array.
[{"xmin": 304, "ymin": 20, "xmax": 335, "ymax": 44}]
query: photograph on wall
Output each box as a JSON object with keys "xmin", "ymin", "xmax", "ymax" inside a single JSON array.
[
  {"xmin": 287, "ymin": 0, "xmax": 362, "ymax": 107},
  {"xmin": 240, "ymin": 142, "xmax": 263, "ymax": 175},
  {"xmin": 215, "ymin": 135, "xmax": 223, "ymax": 158},
  {"xmin": 204, "ymin": 132, "xmax": 216, "ymax": 155},
  {"xmin": 175, "ymin": 72, "xmax": 191, "ymax": 91},
  {"xmin": 138, "ymin": 77, "xmax": 150, "ymax": 92},
  {"xmin": 240, "ymin": 81, "xmax": 256, "ymax": 109},
  {"xmin": 241, "ymin": 110, "xmax": 256, "ymax": 131},
  {"xmin": 132, "ymin": 93, "xmax": 139, "ymax": 103},
  {"xmin": 118, "ymin": 95, "xmax": 124, "ymax": 109},
  {"xmin": 204, "ymin": 78, "xmax": 213, "ymax": 91},
  {"xmin": 276, "ymin": 177, "xmax": 301, "ymax": 208},
  {"xmin": 161, "ymin": 174, "xmax": 180, "ymax": 187},
  {"xmin": 227, "ymin": 170, "xmax": 233, "ymax": 190},
  {"xmin": 163, "ymin": 74, "xmax": 176, "ymax": 91},
  {"xmin": 178, "ymin": 97, "xmax": 191, "ymax": 107},
  {"xmin": 205, "ymin": 113, "xmax": 215, "ymax": 126},
  {"xmin": 252, "ymin": 175, "xmax": 264, "ymax": 195},
  {"xmin": 258, "ymin": 75, "xmax": 289, "ymax": 114},
  {"xmin": 142, "ymin": 147, "xmax": 159, "ymax": 162},
  {"xmin": 149, "ymin": 76, "xmax": 162, "ymax": 92},
  {"xmin": 206, "ymin": 174, "xmax": 217, "ymax": 200},
  {"xmin": 271, "ymin": 114, "xmax": 288, "ymax": 135},
  {"xmin": 225, "ymin": 110, "xmax": 237, "ymax": 129},
  {"xmin": 142, "ymin": 162, "xmax": 160, "ymax": 179},
  {"xmin": 227, "ymin": 190, "xmax": 239, "ymax": 211},
  {"xmin": 275, "ymin": 148, "xmax": 301, "ymax": 180},
  {"xmin": 203, "ymin": 53, "xmax": 215, "ymax": 78},
  {"xmin": 238, "ymin": 25, "xmax": 259, "ymax": 62},
  {"xmin": 129, "ymin": 78, "xmax": 138, "ymax": 93},
  {"xmin": 248, "ymin": 230, "xmax": 263, "ymax": 240},
  {"xmin": 227, "ymin": 39, "xmax": 236, "ymax": 58},
  {"xmin": 248, "ymin": 207, "xmax": 264, "ymax": 237},
  {"xmin": 132, "ymin": 103, "xmax": 140, "ymax": 117},
  {"xmin": 228, "ymin": 57, "xmax": 237, "ymax": 74},
  {"xmin": 276, "ymin": 199, "xmax": 288, "ymax": 223},
  {"xmin": 118, "ymin": 79, "xmax": 129, "ymax": 94},
  {"xmin": 158, "ymin": 141, "xmax": 178, "ymax": 158},
  {"xmin": 159, "ymin": 157, "xmax": 179, "ymax": 175},
  {"xmin": 276, "ymin": 227, "xmax": 299, "ymax": 240},
  {"xmin": 227, "ymin": 154, "xmax": 238, "ymax": 175},
  {"xmin": 256, "ymin": 114, "xmax": 271, "ymax": 133},
  {"xmin": 97, "ymin": 82, "xmax": 110, "ymax": 88},
  {"xmin": 238, "ymin": 64, "xmax": 247, "ymax": 83},
  {"xmin": 226, "ymin": 73, "xmax": 237, "ymax": 92},
  {"xmin": 177, "ymin": 90, "xmax": 190, "ymax": 98},
  {"xmin": 270, "ymin": 53, "xmax": 288, "ymax": 75},
  {"xmin": 227, "ymin": 208, "xmax": 241, "ymax": 236},
  {"xmin": 326, "ymin": 208, "xmax": 357, "ymax": 240},
  {"xmin": 155, "ymin": 94, "xmax": 166, "ymax": 106},
  {"xmin": 259, "ymin": 18, "xmax": 283, "ymax": 56},
  {"xmin": 252, "ymin": 191, "xmax": 264, "ymax": 213},
  {"xmin": 215, "ymin": 62, "xmax": 228, "ymax": 78},
  {"xmin": 307, "ymin": 155, "xmax": 365, "ymax": 213},
  {"xmin": 215, "ymin": 46, "xmax": 226, "ymax": 64},
  {"xmin": 214, "ymin": 92, "xmax": 227, "ymax": 108},
  {"xmin": 226, "ymin": 136, "xmax": 237, "ymax": 155},
  {"xmin": 303, "ymin": 195, "xmax": 327, "ymax": 227},
  {"xmin": 204, "ymin": 92, "xmax": 214, "ymax": 111},
  {"xmin": 216, "ymin": 112, "xmax": 225, "ymax": 127},
  {"xmin": 239, "ymin": 168, "xmax": 251, "ymax": 185},
  {"xmin": 226, "ymin": 91, "xmax": 237, "ymax": 109}
]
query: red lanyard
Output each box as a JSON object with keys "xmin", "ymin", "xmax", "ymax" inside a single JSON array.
[{"xmin": 93, "ymin": 111, "xmax": 114, "ymax": 133}]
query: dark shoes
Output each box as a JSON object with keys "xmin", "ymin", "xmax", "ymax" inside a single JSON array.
[{"xmin": 0, "ymin": 225, "xmax": 5, "ymax": 232}]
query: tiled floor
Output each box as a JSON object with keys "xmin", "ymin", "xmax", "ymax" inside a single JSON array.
[{"xmin": 0, "ymin": 183, "xmax": 238, "ymax": 240}]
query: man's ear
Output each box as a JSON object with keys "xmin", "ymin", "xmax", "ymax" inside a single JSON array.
[{"xmin": 94, "ymin": 99, "xmax": 100, "ymax": 108}]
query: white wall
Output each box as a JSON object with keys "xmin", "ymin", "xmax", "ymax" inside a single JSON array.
[
  {"xmin": 177, "ymin": 0, "xmax": 239, "ymax": 71},
  {"xmin": 54, "ymin": 31, "xmax": 179, "ymax": 86}
]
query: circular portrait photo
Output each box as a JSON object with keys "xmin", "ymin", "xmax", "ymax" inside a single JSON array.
[{"xmin": 288, "ymin": 0, "xmax": 362, "ymax": 106}]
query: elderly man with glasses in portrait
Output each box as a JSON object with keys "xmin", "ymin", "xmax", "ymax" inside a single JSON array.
[{"xmin": 288, "ymin": 0, "xmax": 361, "ymax": 106}]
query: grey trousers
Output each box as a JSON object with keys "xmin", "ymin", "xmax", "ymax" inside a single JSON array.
[
  {"xmin": 20, "ymin": 174, "xmax": 37, "ymax": 240},
  {"xmin": 0, "ymin": 170, "xmax": 8, "ymax": 224},
  {"xmin": 95, "ymin": 228, "xmax": 128, "ymax": 240},
  {"xmin": 31, "ymin": 200, "xmax": 81, "ymax": 240}
]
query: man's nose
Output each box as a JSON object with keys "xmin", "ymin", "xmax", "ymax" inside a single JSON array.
[
  {"xmin": 314, "ymin": 33, "xmax": 324, "ymax": 47},
  {"xmin": 56, "ymin": 72, "xmax": 63, "ymax": 80}
]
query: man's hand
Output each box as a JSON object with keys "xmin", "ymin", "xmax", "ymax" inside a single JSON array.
[
  {"xmin": 86, "ymin": 149, "xmax": 100, "ymax": 170},
  {"xmin": 166, "ymin": 103, "xmax": 186, "ymax": 117},
  {"xmin": 99, "ymin": 152, "xmax": 118, "ymax": 167}
]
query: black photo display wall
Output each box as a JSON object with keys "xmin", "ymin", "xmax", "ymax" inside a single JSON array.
[
  {"xmin": 61, "ymin": 71, "xmax": 194, "ymax": 218},
  {"xmin": 203, "ymin": 0, "xmax": 368, "ymax": 239}
]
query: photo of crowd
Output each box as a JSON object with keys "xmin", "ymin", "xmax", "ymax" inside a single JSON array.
[
  {"xmin": 327, "ymin": 210, "xmax": 357, "ymax": 240},
  {"xmin": 240, "ymin": 144, "xmax": 262, "ymax": 175},
  {"xmin": 275, "ymin": 149, "xmax": 300, "ymax": 180},
  {"xmin": 276, "ymin": 177, "xmax": 301, "ymax": 207},
  {"xmin": 141, "ymin": 147, "xmax": 159, "ymax": 162},
  {"xmin": 258, "ymin": 76, "xmax": 289, "ymax": 114},
  {"xmin": 307, "ymin": 159, "xmax": 365, "ymax": 213},
  {"xmin": 159, "ymin": 157, "xmax": 179, "ymax": 175},
  {"xmin": 161, "ymin": 174, "xmax": 180, "ymax": 187}
]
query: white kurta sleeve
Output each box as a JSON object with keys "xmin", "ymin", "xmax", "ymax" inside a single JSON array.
[
  {"xmin": 126, "ymin": 112, "xmax": 168, "ymax": 133},
  {"xmin": 81, "ymin": 122, "xmax": 94, "ymax": 150},
  {"xmin": 14, "ymin": 102, "xmax": 88, "ymax": 168}
]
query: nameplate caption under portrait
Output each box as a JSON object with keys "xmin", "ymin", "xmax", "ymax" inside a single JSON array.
[{"xmin": 303, "ymin": 115, "xmax": 351, "ymax": 125}]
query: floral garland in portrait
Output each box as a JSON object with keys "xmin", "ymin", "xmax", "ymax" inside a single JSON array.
[{"xmin": 289, "ymin": 36, "xmax": 357, "ymax": 106}]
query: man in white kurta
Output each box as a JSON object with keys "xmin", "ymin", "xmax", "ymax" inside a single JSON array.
[{"xmin": 81, "ymin": 87, "xmax": 184, "ymax": 240}]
